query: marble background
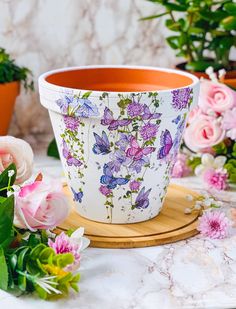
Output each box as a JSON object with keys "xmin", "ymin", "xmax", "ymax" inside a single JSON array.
[{"xmin": 0, "ymin": 0, "xmax": 177, "ymax": 150}]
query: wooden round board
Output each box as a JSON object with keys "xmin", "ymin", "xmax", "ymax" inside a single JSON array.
[{"xmin": 57, "ymin": 184, "xmax": 200, "ymax": 248}]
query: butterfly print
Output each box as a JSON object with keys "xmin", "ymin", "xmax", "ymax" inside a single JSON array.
[
  {"xmin": 157, "ymin": 129, "xmax": 173, "ymax": 159},
  {"xmin": 126, "ymin": 137, "xmax": 155, "ymax": 161},
  {"xmin": 134, "ymin": 187, "xmax": 152, "ymax": 209},
  {"xmin": 100, "ymin": 164, "xmax": 129, "ymax": 189},
  {"xmin": 142, "ymin": 104, "xmax": 161, "ymax": 120},
  {"xmin": 172, "ymin": 115, "xmax": 181, "ymax": 124},
  {"xmin": 62, "ymin": 140, "xmax": 82, "ymax": 167},
  {"xmin": 101, "ymin": 107, "xmax": 131, "ymax": 130},
  {"xmin": 93, "ymin": 131, "xmax": 111, "ymax": 155},
  {"xmin": 71, "ymin": 187, "xmax": 83, "ymax": 203}
]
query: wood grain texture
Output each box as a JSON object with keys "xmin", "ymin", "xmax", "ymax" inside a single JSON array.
[{"xmin": 57, "ymin": 184, "xmax": 200, "ymax": 248}]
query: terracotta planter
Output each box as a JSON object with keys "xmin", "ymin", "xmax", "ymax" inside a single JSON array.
[
  {"xmin": 0, "ymin": 81, "xmax": 20, "ymax": 135},
  {"xmin": 176, "ymin": 62, "xmax": 236, "ymax": 88},
  {"xmin": 39, "ymin": 65, "xmax": 199, "ymax": 224}
]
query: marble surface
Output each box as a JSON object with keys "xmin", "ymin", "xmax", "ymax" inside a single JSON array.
[
  {"xmin": 1, "ymin": 156, "xmax": 236, "ymax": 309},
  {"xmin": 0, "ymin": 0, "xmax": 177, "ymax": 146}
]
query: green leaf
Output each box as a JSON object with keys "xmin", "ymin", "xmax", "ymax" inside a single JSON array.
[
  {"xmin": 166, "ymin": 36, "xmax": 180, "ymax": 49},
  {"xmin": 0, "ymin": 246, "xmax": 8, "ymax": 290},
  {"xmin": 220, "ymin": 16, "xmax": 236, "ymax": 31},
  {"xmin": 39, "ymin": 247, "xmax": 55, "ymax": 263},
  {"xmin": 18, "ymin": 274, "xmax": 27, "ymax": 291},
  {"xmin": 35, "ymin": 284, "xmax": 48, "ymax": 300},
  {"xmin": 82, "ymin": 91, "xmax": 92, "ymax": 99},
  {"xmin": 212, "ymin": 142, "xmax": 227, "ymax": 155},
  {"xmin": 30, "ymin": 244, "xmax": 47, "ymax": 261},
  {"xmin": 224, "ymin": 3, "xmax": 236, "ymax": 16},
  {"xmin": 17, "ymin": 247, "xmax": 30, "ymax": 271},
  {"xmin": 165, "ymin": 3, "xmax": 187, "ymax": 11},
  {"xmin": 9, "ymin": 254, "xmax": 17, "ymax": 271},
  {"xmin": 185, "ymin": 61, "xmax": 222, "ymax": 72},
  {"xmin": 199, "ymin": 11, "xmax": 228, "ymax": 22},
  {"xmin": 187, "ymin": 157, "xmax": 201, "ymax": 171},
  {"xmin": 47, "ymin": 138, "xmax": 60, "ymax": 159},
  {"xmin": 54, "ymin": 253, "xmax": 74, "ymax": 269},
  {"xmin": 140, "ymin": 12, "xmax": 168, "ymax": 21},
  {"xmin": 0, "ymin": 195, "xmax": 14, "ymax": 246}
]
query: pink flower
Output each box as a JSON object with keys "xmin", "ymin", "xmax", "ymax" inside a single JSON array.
[
  {"xmin": 0, "ymin": 136, "xmax": 34, "ymax": 184},
  {"xmin": 197, "ymin": 210, "xmax": 230, "ymax": 239},
  {"xmin": 221, "ymin": 107, "xmax": 236, "ymax": 140},
  {"xmin": 203, "ymin": 168, "xmax": 228, "ymax": 191},
  {"xmin": 48, "ymin": 227, "xmax": 90, "ymax": 271},
  {"xmin": 14, "ymin": 180, "xmax": 70, "ymax": 231},
  {"xmin": 187, "ymin": 106, "xmax": 203, "ymax": 124},
  {"xmin": 171, "ymin": 153, "xmax": 191, "ymax": 178},
  {"xmin": 99, "ymin": 185, "xmax": 112, "ymax": 196},
  {"xmin": 129, "ymin": 180, "xmax": 141, "ymax": 191},
  {"xmin": 198, "ymin": 80, "xmax": 236, "ymax": 114},
  {"xmin": 184, "ymin": 114, "xmax": 225, "ymax": 152}
]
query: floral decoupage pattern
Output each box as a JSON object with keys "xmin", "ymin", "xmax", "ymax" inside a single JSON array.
[{"xmin": 54, "ymin": 88, "xmax": 193, "ymax": 223}]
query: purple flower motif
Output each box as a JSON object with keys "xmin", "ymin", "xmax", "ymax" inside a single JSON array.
[
  {"xmin": 134, "ymin": 187, "xmax": 152, "ymax": 209},
  {"xmin": 171, "ymin": 87, "xmax": 192, "ymax": 111},
  {"xmin": 109, "ymin": 150, "xmax": 132, "ymax": 173},
  {"xmin": 140, "ymin": 122, "xmax": 159, "ymax": 141},
  {"xmin": 127, "ymin": 102, "xmax": 143, "ymax": 117},
  {"xmin": 116, "ymin": 133, "xmax": 131, "ymax": 151},
  {"xmin": 99, "ymin": 185, "xmax": 112, "ymax": 196},
  {"xmin": 71, "ymin": 187, "xmax": 83, "ymax": 203},
  {"xmin": 129, "ymin": 180, "xmax": 141, "ymax": 191},
  {"xmin": 62, "ymin": 140, "xmax": 82, "ymax": 167},
  {"xmin": 63, "ymin": 115, "xmax": 80, "ymax": 130}
]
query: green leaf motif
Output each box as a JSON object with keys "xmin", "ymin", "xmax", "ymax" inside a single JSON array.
[{"xmin": 0, "ymin": 246, "xmax": 8, "ymax": 291}]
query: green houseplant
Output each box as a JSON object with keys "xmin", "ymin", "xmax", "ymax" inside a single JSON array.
[
  {"xmin": 141, "ymin": 0, "xmax": 236, "ymax": 86},
  {"xmin": 0, "ymin": 48, "xmax": 33, "ymax": 135}
]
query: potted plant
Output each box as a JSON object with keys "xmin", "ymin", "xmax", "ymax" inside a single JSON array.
[
  {"xmin": 0, "ymin": 48, "xmax": 33, "ymax": 135},
  {"xmin": 141, "ymin": 0, "xmax": 236, "ymax": 87}
]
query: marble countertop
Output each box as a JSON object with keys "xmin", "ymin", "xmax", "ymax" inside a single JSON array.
[{"xmin": 1, "ymin": 155, "xmax": 236, "ymax": 309}]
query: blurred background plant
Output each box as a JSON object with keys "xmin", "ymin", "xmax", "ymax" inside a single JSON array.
[{"xmin": 142, "ymin": 0, "xmax": 236, "ymax": 72}]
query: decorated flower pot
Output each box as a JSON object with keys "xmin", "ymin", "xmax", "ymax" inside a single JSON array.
[{"xmin": 39, "ymin": 66, "xmax": 199, "ymax": 224}]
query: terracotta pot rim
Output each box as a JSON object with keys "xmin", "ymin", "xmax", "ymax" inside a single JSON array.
[
  {"xmin": 39, "ymin": 65, "xmax": 199, "ymax": 96},
  {"xmin": 0, "ymin": 80, "xmax": 20, "ymax": 87}
]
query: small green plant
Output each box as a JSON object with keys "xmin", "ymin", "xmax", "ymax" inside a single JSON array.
[
  {"xmin": 0, "ymin": 48, "xmax": 34, "ymax": 90},
  {"xmin": 141, "ymin": 0, "xmax": 236, "ymax": 72}
]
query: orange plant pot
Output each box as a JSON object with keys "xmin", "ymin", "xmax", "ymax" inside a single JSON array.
[{"xmin": 0, "ymin": 81, "xmax": 20, "ymax": 135}]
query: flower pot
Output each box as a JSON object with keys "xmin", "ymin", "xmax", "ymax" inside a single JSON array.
[
  {"xmin": 176, "ymin": 62, "xmax": 236, "ymax": 88},
  {"xmin": 39, "ymin": 66, "xmax": 199, "ymax": 224},
  {"xmin": 0, "ymin": 81, "xmax": 20, "ymax": 135}
]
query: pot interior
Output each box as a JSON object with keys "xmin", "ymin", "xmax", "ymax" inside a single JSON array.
[{"xmin": 45, "ymin": 67, "xmax": 194, "ymax": 92}]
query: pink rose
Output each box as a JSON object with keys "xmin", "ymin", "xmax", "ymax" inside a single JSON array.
[
  {"xmin": 0, "ymin": 136, "xmax": 33, "ymax": 184},
  {"xmin": 221, "ymin": 107, "xmax": 236, "ymax": 140},
  {"xmin": 14, "ymin": 180, "xmax": 70, "ymax": 231},
  {"xmin": 187, "ymin": 106, "xmax": 203, "ymax": 124},
  {"xmin": 198, "ymin": 80, "xmax": 236, "ymax": 114},
  {"xmin": 184, "ymin": 115, "xmax": 225, "ymax": 152}
]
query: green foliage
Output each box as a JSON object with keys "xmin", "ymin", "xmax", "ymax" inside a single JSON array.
[
  {"xmin": 0, "ymin": 48, "xmax": 34, "ymax": 90},
  {"xmin": 47, "ymin": 138, "xmax": 60, "ymax": 159},
  {"xmin": 187, "ymin": 156, "xmax": 201, "ymax": 172},
  {"xmin": 0, "ymin": 246, "xmax": 8, "ymax": 290},
  {"xmin": 141, "ymin": 0, "xmax": 236, "ymax": 71},
  {"xmin": 212, "ymin": 141, "xmax": 228, "ymax": 155},
  {"xmin": 0, "ymin": 163, "xmax": 17, "ymax": 197},
  {"xmin": 224, "ymin": 159, "xmax": 236, "ymax": 183}
]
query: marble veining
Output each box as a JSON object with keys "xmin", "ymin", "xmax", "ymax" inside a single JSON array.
[{"xmin": 1, "ymin": 156, "xmax": 236, "ymax": 309}]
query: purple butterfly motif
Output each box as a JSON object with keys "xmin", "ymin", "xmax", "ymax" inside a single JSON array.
[
  {"xmin": 141, "ymin": 104, "xmax": 161, "ymax": 120},
  {"xmin": 56, "ymin": 94, "xmax": 77, "ymax": 114},
  {"xmin": 62, "ymin": 140, "xmax": 82, "ymax": 167},
  {"xmin": 134, "ymin": 187, "xmax": 152, "ymax": 209},
  {"xmin": 100, "ymin": 163, "xmax": 129, "ymax": 189},
  {"xmin": 75, "ymin": 98, "xmax": 99, "ymax": 118},
  {"xmin": 101, "ymin": 107, "xmax": 131, "ymax": 130},
  {"xmin": 172, "ymin": 115, "xmax": 181, "ymax": 124},
  {"xmin": 93, "ymin": 131, "xmax": 111, "ymax": 155},
  {"xmin": 71, "ymin": 187, "xmax": 83, "ymax": 203},
  {"xmin": 157, "ymin": 129, "xmax": 173, "ymax": 160},
  {"xmin": 126, "ymin": 137, "xmax": 155, "ymax": 161}
]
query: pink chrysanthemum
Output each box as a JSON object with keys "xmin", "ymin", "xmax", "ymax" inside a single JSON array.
[
  {"xmin": 197, "ymin": 211, "xmax": 230, "ymax": 239},
  {"xmin": 203, "ymin": 168, "xmax": 228, "ymax": 191},
  {"xmin": 48, "ymin": 232, "xmax": 81, "ymax": 271}
]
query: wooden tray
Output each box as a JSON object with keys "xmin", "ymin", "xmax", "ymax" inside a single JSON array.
[{"xmin": 58, "ymin": 184, "xmax": 200, "ymax": 248}]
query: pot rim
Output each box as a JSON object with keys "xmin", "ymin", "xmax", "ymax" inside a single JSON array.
[{"xmin": 39, "ymin": 65, "xmax": 199, "ymax": 97}]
